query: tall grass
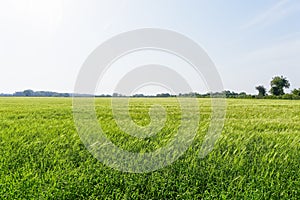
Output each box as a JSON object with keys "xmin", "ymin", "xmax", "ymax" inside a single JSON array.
[{"xmin": 0, "ymin": 98, "xmax": 299, "ymax": 199}]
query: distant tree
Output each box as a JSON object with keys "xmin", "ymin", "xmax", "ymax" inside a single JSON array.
[
  {"xmin": 270, "ymin": 76, "xmax": 290, "ymax": 96},
  {"xmin": 23, "ymin": 89, "xmax": 34, "ymax": 96},
  {"xmin": 238, "ymin": 92, "xmax": 252, "ymax": 99},
  {"xmin": 112, "ymin": 93, "xmax": 124, "ymax": 97},
  {"xmin": 156, "ymin": 93, "xmax": 171, "ymax": 97},
  {"xmin": 255, "ymin": 85, "xmax": 267, "ymax": 97},
  {"xmin": 292, "ymin": 88, "xmax": 300, "ymax": 96},
  {"xmin": 133, "ymin": 94, "xmax": 144, "ymax": 97},
  {"xmin": 223, "ymin": 90, "xmax": 238, "ymax": 98}
]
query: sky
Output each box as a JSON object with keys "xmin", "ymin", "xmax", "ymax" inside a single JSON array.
[{"xmin": 0, "ymin": 0, "xmax": 300, "ymax": 95}]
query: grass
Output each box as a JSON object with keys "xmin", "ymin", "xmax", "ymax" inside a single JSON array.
[{"xmin": 0, "ymin": 97, "xmax": 299, "ymax": 199}]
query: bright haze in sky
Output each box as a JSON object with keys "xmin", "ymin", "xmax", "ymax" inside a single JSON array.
[{"xmin": 0, "ymin": 0, "xmax": 300, "ymax": 95}]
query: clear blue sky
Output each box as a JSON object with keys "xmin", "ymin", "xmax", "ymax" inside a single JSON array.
[{"xmin": 0, "ymin": 0, "xmax": 299, "ymax": 94}]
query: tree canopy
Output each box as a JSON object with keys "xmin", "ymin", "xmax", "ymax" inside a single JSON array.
[
  {"xmin": 255, "ymin": 85, "xmax": 267, "ymax": 97},
  {"xmin": 292, "ymin": 88, "xmax": 300, "ymax": 96},
  {"xmin": 270, "ymin": 76, "xmax": 290, "ymax": 96}
]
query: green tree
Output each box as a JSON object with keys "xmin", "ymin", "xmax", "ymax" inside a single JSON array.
[
  {"xmin": 270, "ymin": 76, "xmax": 290, "ymax": 96},
  {"xmin": 292, "ymin": 88, "xmax": 300, "ymax": 96},
  {"xmin": 23, "ymin": 89, "xmax": 34, "ymax": 96},
  {"xmin": 255, "ymin": 85, "xmax": 267, "ymax": 97}
]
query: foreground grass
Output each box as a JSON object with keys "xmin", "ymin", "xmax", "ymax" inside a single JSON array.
[{"xmin": 0, "ymin": 98, "xmax": 299, "ymax": 199}]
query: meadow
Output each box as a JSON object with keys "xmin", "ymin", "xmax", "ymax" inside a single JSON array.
[{"xmin": 0, "ymin": 97, "xmax": 299, "ymax": 199}]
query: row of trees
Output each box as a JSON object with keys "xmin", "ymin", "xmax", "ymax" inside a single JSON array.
[
  {"xmin": 256, "ymin": 76, "xmax": 300, "ymax": 99},
  {"xmin": 1, "ymin": 76, "xmax": 299, "ymax": 99},
  {"xmin": 13, "ymin": 90, "xmax": 70, "ymax": 97}
]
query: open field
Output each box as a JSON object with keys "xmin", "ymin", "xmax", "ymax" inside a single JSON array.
[{"xmin": 0, "ymin": 97, "xmax": 299, "ymax": 199}]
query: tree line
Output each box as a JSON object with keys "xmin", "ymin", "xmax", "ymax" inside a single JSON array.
[
  {"xmin": 0, "ymin": 76, "xmax": 299, "ymax": 99},
  {"xmin": 4, "ymin": 90, "xmax": 71, "ymax": 97},
  {"xmin": 255, "ymin": 76, "xmax": 300, "ymax": 100}
]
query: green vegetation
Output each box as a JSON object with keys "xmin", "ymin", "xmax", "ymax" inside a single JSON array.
[
  {"xmin": 255, "ymin": 75, "xmax": 300, "ymax": 99},
  {"xmin": 0, "ymin": 98, "xmax": 299, "ymax": 199},
  {"xmin": 270, "ymin": 76, "xmax": 290, "ymax": 96},
  {"xmin": 2, "ymin": 75, "xmax": 300, "ymax": 100},
  {"xmin": 256, "ymin": 85, "xmax": 267, "ymax": 97}
]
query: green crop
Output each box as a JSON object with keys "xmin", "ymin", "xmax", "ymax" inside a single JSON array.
[{"xmin": 0, "ymin": 98, "xmax": 299, "ymax": 199}]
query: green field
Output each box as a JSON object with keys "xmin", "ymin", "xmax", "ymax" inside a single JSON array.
[{"xmin": 0, "ymin": 97, "xmax": 299, "ymax": 199}]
